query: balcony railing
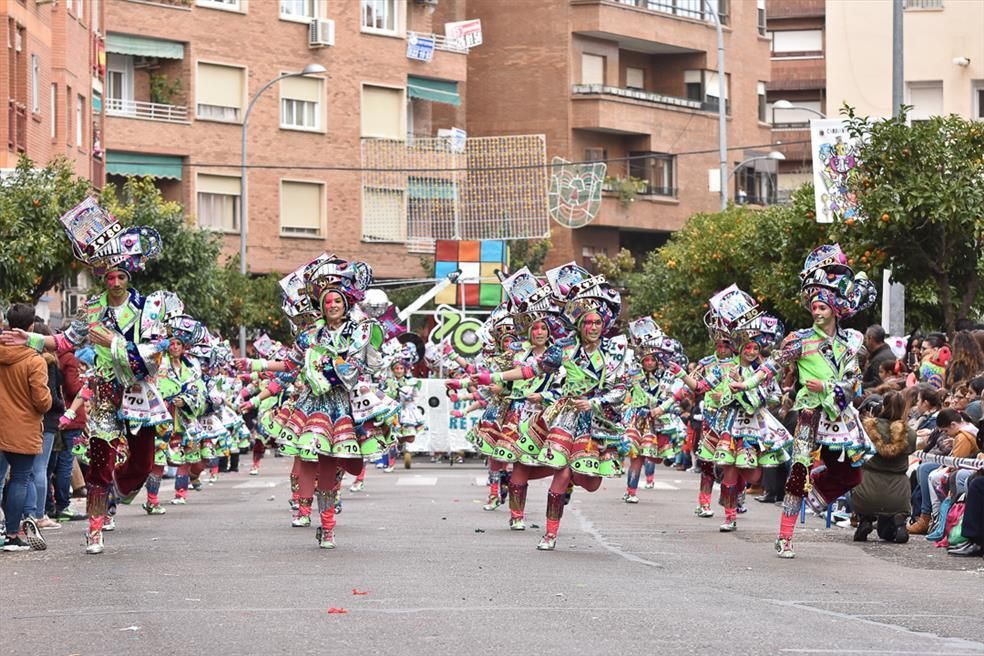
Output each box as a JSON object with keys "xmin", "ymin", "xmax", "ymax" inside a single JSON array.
[
  {"xmin": 106, "ymin": 98, "xmax": 189, "ymax": 123},
  {"xmin": 602, "ymin": 179, "xmax": 677, "ymax": 198},
  {"xmin": 572, "ymin": 84, "xmax": 702, "ymax": 111},
  {"xmin": 611, "ymin": 0, "xmax": 730, "ymax": 25},
  {"xmin": 8, "ymin": 100, "xmax": 27, "ymax": 153},
  {"xmin": 904, "ymin": 0, "xmax": 943, "ymax": 8},
  {"xmin": 406, "ymin": 31, "xmax": 470, "ymax": 54}
]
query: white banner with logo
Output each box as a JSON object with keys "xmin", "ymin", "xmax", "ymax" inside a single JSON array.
[{"xmin": 406, "ymin": 378, "xmax": 477, "ymax": 453}]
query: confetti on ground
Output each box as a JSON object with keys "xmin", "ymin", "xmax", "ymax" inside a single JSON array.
[
  {"xmin": 327, "ymin": 608, "xmax": 349, "ymax": 614},
  {"xmin": 352, "ymin": 589, "xmax": 369, "ymax": 596}
]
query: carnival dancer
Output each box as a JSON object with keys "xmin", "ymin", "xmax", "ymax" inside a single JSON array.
[
  {"xmin": 730, "ymin": 245, "xmax": 876, "ymax": 558},
  {"xmin": 449, "ymin": 305, "xmax": 518, "ymax": 511},
  {"xmin": 495, "ymin": 267, "xmax": 566, "ymax": 530},
  {"xmin": 154, "ymin": 315, "xmax": 207, "ymax": 512},
  {"xmin": 678, "ymin": 308, "xmax": 739, "ymax": 519},
  {"xmin": 237, "ymin": 254, "xmax": 390, "ymax": 549},
  {"xmin": 469, "ymin": 263, "xmax": 629, "ymax": 550},
  {"xmin": 381, "ymin": 342, "xmax": 424, "ymax": 466},
  {"xmin": 1, "ymin": 198, "xmax": 172, "ymax": 554},
  {"xmin": 622, "ymin": 318, "xmax": 688, "ymax": 504},
  {"xmin": 697, "ymin": 286, "xmax": 790, "ymax": 532}
]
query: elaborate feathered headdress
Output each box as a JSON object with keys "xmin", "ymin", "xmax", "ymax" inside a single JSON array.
[
  {"xmin": 799, "ymin": 244, "xmax": 877, "ymax": 320},
  {"xmin": 708, "ymin": 285, "xmax": 785, "ymax": 349},
  {"xmin": 59, "ymin": 198, "xmax": 162, "ymax": 277},
  {"xmin": 167, "ymin": 314, "xmax": 206, "ymax": 346},
  {"xmin": 545, "ymin": 262, "xmax": 621, "ymax": 334}
]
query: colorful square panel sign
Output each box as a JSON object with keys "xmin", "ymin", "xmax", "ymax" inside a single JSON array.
[{"xmin": 434, "ymin": 240, "xmax": 509, "ymax": 307}]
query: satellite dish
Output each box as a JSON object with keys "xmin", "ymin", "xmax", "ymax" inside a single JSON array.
[{"xmin": 547, "ymin": 156, "xmax": 607, "ymax": 229}]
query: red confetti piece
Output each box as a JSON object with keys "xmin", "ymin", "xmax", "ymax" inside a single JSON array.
[
  {"xmin": 326, "ymin": 608, "xmax": 348, "ymax": 614},
  {"xmin": 352, "ymin": 589, "xmax": 369, "ymax": 596}
]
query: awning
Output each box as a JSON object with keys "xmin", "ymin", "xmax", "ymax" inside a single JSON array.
[
  {"xmin": 106, "ymin": 152, "xmax": 183, "ymax": 180},
  {"xmin": 408, "ymin": 178, "xmax": 457, "ymax": 200},
  {"xmin": 106, "ymin": 33, "xmax": 184, "ymax": 60},
  {"xmin": 407, "ymin": 76, "xmax": 460, "ymax": 106}
]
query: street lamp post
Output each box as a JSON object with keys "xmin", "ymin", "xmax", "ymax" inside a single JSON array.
[
  {"xmin": 700, "ymin": 0, "xmax": 728, "ymax": 211},
  {"xmin": 238, "ymin": 63, "xmax": 327, "ymax": 356},
  {"xmin": 726, "ymin": 151, "xmax": 785, "ymax": 205}
]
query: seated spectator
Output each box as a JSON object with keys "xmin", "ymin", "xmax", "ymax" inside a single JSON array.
[
  {"xmin": 910, "ymin": 385, "xmax": 942, "ymax": 446},
  {"xmin": 945, "ymin": 382, "xmax": 976, "ymax": 417},
  {"xmin": 910, "ymin": 403, "xmax": 957, "ymax": 535},
  {"xmin": 853, "ymin": 391, "xmax": 916, "ymax": 543},
  {"xmin": 872, "ymin": 359, "xmax": 905, "ymax": 394},
  {"xmin": 945, "ymin": 330, "xmax": 984, "ymax": 390},
  {"xmin": 918, "ymin": 410, "xmax": 981, "ymax": 536},
  {"xmin": 918, "ymin": 333, "xmax": 949, "ymax": 390},
  {"xmin": 948, "ymin": 472, "xmax": 984, "ymax": 557},
  {"xmin": 962, "ymin": 376, "xmax": 984, "ymax": 426},
  {"xmin": 862, "ymin": 325, "xmax": 896, "ymax": 391}
]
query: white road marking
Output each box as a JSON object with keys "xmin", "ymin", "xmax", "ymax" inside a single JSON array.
[
  {"xmin": 651, "ymin": 481, "xmax": 678, "ymax": 491},
  {"xmin": 396, "ymin": 476, "xmax": 438, "ymax": 486},
  {"xmin": 232, "ymin": 481, "xmax": 278, "ymax": 489}
]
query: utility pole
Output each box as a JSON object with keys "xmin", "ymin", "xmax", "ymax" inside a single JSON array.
[{"xmin": 883, "ymin": 0, "xmax": 906, "ymax": 337}]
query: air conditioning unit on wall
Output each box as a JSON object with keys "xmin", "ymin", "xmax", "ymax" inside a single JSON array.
[{"xmin": 309, "ymin": 19, "xmax": 335, "ymax": 48}]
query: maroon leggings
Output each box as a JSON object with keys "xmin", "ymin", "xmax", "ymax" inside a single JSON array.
[{"xmin": 87, "ymin": 427, "xmax": 156, "ymax": 495}]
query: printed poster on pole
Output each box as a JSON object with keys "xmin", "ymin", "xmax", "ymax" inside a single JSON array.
[{"xmin": 809, "ymin": 119, "xmax": 862, "ymax": 224}]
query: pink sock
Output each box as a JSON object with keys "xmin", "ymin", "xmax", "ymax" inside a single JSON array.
[
  {"xmin": 546, "ymin": 518, "xmax": 560, "ymax": 537},
  {"xmin": 779, "ymin": 512, "xmax": 797, "ymax": 540}
]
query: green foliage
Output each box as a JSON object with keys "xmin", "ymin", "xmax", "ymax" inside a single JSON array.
[
  {"xmin": 509, "ymin": 238, "xmax": 552, "ymax": 274},
  {"xmin": 628, "ymin": 187, "xmax": 833, "ymax": 357},
  {"xmin": 837, "ymin": 107, "xmax": 984, "ymax": 332},
  {"xmin": 149, "ymin": 73, "xmax": 183, "ymax": 106},
  {"xmin": 592, "ymin": 248, "xmax": 637, "ymax": 288},
  {"xmin": 0, "ymin": 156, "xmax": 91, "ymax": 303}
]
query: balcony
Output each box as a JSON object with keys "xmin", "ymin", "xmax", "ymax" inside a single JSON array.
[
  {"xmin": 593, "ymin": 195, "xmax": 686, "ymax": 231},
  {"xmin": 7, "ymin": 100, "xmax": 27, "ymax": 153},
  {"xmin": 571, "ymin": 84, "xmax": 720, "ymax": 137},
  {"xmin": 571, "ymin": 0, "xmax": 720, "ymax": 55},
  {"xmin": 106, "ymin": 98, "xmax": 189, "ymax": 123},
  {"xmin": 610, "ymin": 0, "xmax": 730, "ymax": 25}
]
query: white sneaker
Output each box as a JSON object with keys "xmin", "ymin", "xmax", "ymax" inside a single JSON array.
[
  {"xmin": 622, "ymin": 493, "xmax": 640, "ymax": 504},
  {"xmin": 170, "ymin": 498, "xmax": 187, "ymax": 505},
  {"xmin": 383, "ymin": 466, "xmax": 395, "ymax": 473},
  {"xmin": 102, "ymin": 516, "xmax": 116, "ymax": 532},
  {"xmin": 85, "ymin": 531, "xmax": 104, "ymax": 555},
  {"xmin": 248, "ymin": 468, "xmax": 259, "ymax": 476},
  {"xmin": 349, "ymin": 481, "xmax": 365, "ymax": 493},
  {"xmin": 643, "ymin": 481, "xmax": 655, "ymax": 490}
]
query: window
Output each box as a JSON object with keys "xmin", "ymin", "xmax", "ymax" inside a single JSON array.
[
  {"xmin": 50, "ymin": 83, "xmax": 57, "ymax": 138},
  {"xmin": 629, "ymin": 152, "xmax": 675, "ymax": 197},
  {"xmin": 907, "ymin": 81, "xmax": 943, "ymax": 122},
  {"xmin": 281, "ymin": 0, "xmax": 316, "ymax": 19},
  {"xmin": 77, "ymin": 0, "xmax": 84, "ymax": 22},
  {"xmin": 581, "ymin": 54, "xmax": 605, "ymax": 85},
  {"xmin": 361, "ymin": 0, "xmax": 397, "ymax": 34},
  {"xmin": 769, "ymin": 30, "xmax": 823, "ymax": 56},
  {"xmin": 197, "ymin": 174, "xmax": 241, "ymax": 232},
  {"xmin": 280, "ymin": 75, "xmax": 323, "ymax": 131},
  {"xmin": 757, "ymin": 0, "xmax": 766, "ymax": 36},
  {"xmin": 31, "ymin": 55, "xmax": 40, "ymax": 113},
  {"xmin": 92, "ymin": 0, "xmax": 100, "ymax": 34},
  {"xmin": 584, "ymin": 147, "xmax": 607, "ymax": 164},
  {"xmin": 76, "ymin": 94, "xmax": 85, "ymax": 147},
  {"xmin": 626, "ymin": 67, "xmax": 645, "ymax": 90},
  {"xmin": 66, "ymin": 0, "xmax": 73, "ymax": 14},
  {"xmin": 757, "ymin": 82, "xmax": 767, "ymax": 122},
  {"xmin": 280, "ymin": 180, "xmax": 324, "ymax": 236},
  {"xmin": 196, "ymin": 62, "xmax": 245, "ymax": 122},
  {"xmin": 106, "ymin": 54, "xmax": 134, "ymax": 112},
  {"xmin": 362, "ymin": 187, "xmax": 406, "ymax": 241},
  {"xmin": 361, "ymin": 84, "xmax": 403, "ymax": 139},
  {"xmin": 196, "ymin": 0, "xmax": 241, "ymax": 10},
  {"xmin": 974, "ymin": 82, "xmax": 984, "ymax": 120},
  {"xmin": 685, "ymin": 70, "xmax": 730, "ymax": 113},
  {"xmin": 66, "ymin": 85, "xmax": 72, "ymax": 145},
  {"xmin": 768, "ymin": 99, "xmax": 822, "ymax": 126}
]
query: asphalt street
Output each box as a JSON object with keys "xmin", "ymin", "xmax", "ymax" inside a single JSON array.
[{"xmin": 1, "ymin": 457, "xmax": 982, "ymax": 656}]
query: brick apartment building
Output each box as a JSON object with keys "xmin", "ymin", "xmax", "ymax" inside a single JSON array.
[
  {"xmin": 2, "ymin": 0, "xmax": 105, "ymax": 183},
  {"xmin": 102, "ymin": 0, "xmax": 470, "ymax": 281},
  {"xmin": 764, "ymin": 0, "xmax": 825, "ymax": 201},
  {"xmin": 465, "ymin": 0, "xmax": 773, "ymax": 269}
]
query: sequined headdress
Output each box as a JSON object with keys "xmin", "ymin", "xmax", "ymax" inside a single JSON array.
[
  {"xmin": 302, "ymin": 253, "xmax": 373, "ymax": 312},
  {"xmin": 501, "ymin": 266, "xmax": 564, "ymax": 337},
  {"xmin": 59, "ymin": 197, "xmax": 162, "ymax": 277},
  {"xmin": 545, "ymin": 262, "xmax": 621, "ymax": 333},
  {"xmin": 799, "ymin": 244, "xmax": 877, "ymax": 320}
]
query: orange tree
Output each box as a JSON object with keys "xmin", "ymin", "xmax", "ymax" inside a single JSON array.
[
  {"xmin": 627, "ymin": 186, "xmax": 854, "ymax": 357},
  {"xmin": 838, "ymin": 108, "xmax": 984, "ymax": 333}
]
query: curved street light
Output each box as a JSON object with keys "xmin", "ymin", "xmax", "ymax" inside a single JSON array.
[
  {"xmin": 727, "ymin": 151, "xmax": 785, "ymax": 206},
  {"xmin": 238, "ymin": 63, "xmax": 327, "ymax": 355},
  {"xmin": 772, "ymin": 99, "xmax": 827, "ymax": 119}
]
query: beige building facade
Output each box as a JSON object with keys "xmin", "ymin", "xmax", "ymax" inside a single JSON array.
[{"xmin": 826, "ymin": 0, "xmax": 984, "ymax": 121}]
